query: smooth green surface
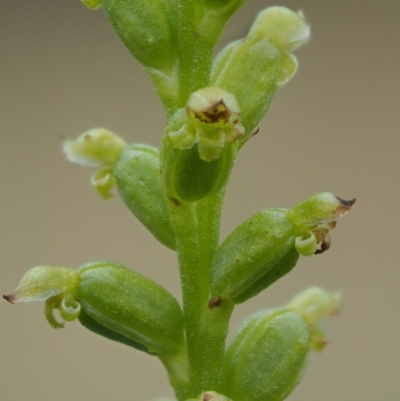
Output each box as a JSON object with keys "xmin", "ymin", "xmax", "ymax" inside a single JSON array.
[{"xmin": 115, "ymin": 144, "xmax": 176, "ymax": 250}]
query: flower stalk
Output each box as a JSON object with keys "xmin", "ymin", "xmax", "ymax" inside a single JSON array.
[{"xmin": 4, "ymin": 2, "xmax": 355, "ymax": 401}]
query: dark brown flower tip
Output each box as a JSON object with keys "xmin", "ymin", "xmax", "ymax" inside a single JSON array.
[
  {"xmin": 3, "ymin": 294, "xmax": 16, "ymax": 304},
  {"xmin": 335, "ymin": 197, "xmax": 356, "ymax": 217},
  {"xmin": 336, "ymin": 197, "xmax": 357, "ymax": 207}
]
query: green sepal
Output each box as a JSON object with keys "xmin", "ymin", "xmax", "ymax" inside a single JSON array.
[
  {"xmin": 101, "ymin": 0, "xmax": 178, "ymax": 74},
  {"xmin": 210, "ymin": 209, "xmax": 295, "ymax": 302},
  {"xmin": 77, "ymin": 262, "xmax": 185, "ymax": 356},
  {"xmin": 114, "ymin": 143, "xmax": 176, "ymax": 250},
  {"xmin": 211, "ymin": 35, "xmax": 281, "ymax": 142},
  {"xmin": 223, "ymin": 309, "xmax": 309, "ymax": 401},
  {"xmin": 78, "ymin": 310, "xmax": 151, "ymax": 354},
  {"xmin": 233, "ymin": 247, "xmax": 299, "ymax": 304},
  {"xmin": 163, "ymin": 142, "xmax": 236, "ymax": 204}
]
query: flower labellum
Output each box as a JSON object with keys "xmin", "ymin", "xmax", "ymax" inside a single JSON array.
[{"xmin": 169, "ymin": 87, "xmax": 244, "ymax": 161}]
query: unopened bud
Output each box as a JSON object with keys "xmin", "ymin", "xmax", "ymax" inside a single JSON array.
[
  {"xmin": 77, "ymin": 262, "xmax": 185, "ymax": 355},
  {"xmin": 287, "ymin": 287, "xmax": 341, "ymax": 351},
  {"xmin": 248, "ymin": 7, "xmax": 310, "ymax": 87},
  {"xmin": 249, "ymin": 7, "xmax": 310, "ymax": 52},
  {"xmin": 101, "ymin": 0, "xmax": 178, "ymax": 73},
  {"xmin": 223, "ymin": 308, "xmax": 309, "ymax": 401},
  {"xmin": 114, "ymin": 144, "xmax": 176, "ymax": 250},
  {"xmin": 211, "ymin": 36, "xmax": 280, "ymax": 139},
  {"xmin": 210, "ymin": 208, "xmax": 297, "ymax": 303}
]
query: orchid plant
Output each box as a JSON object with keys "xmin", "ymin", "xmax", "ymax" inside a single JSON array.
[{"xmin": 4, "ymin": 2, "xmax": 355, "ymax": 401}]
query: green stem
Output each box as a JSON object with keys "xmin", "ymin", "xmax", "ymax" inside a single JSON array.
[
  {"xmin": 160, "ymin": 347, "xmax": 191, "ymax": 401},
  {"xmin": 176, "ymin": 2, "xmax": 232, "ymax": 106},
  {"xmin": 166, "ymin": 191, "xmax": 231, "ymax": 397}
]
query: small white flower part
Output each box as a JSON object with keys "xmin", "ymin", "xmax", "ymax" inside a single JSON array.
[
  {"xmin": 249, "ymin": 7, "xmax": 310, "ymax": 52},
  {"xmin": 3, "ymin": 265, "xmax": 81, "ymax": 329},
  {"xmin": 91, "ymin": 168, "xmax": 116, "ymax": 199},
  {"xmin": 248, "ymin": 7, "xmax": 310, "ymax": 86},
  {"xmin": 63, "ymin": 128, "xmax": 126, "ymax": 168},
  {"xmin": 287, "ymin": 287, "xmax": 341, "ymax": 351},
  {"xmin": 169, "ymin": 87, "xmax": 245, "ymax": 161},
  {"xmin": 277, "ymin": 52, "xmax": 298, "ymax": 86},
  {"xmin": 63, "ymin": 128, "xmax": 126, "ymax": 198}
]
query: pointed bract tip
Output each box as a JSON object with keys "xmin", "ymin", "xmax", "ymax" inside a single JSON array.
[
  {"xmin": 335, "ymin": 197, "xmax": 356, "ymax": 217},
  {"xmin": 336, "ymin": 196, "xmax": 357, "ymax": 207},
  {"xmin": 3, "ymin": 294, "xmax": 16, "ymax": 304}
]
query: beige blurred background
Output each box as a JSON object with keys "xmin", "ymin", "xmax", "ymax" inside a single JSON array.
[{"xmin": 1, "ymin": 0, "xmax": 399, "ymax": 400}]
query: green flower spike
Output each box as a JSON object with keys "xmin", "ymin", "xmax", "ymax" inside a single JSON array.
[
  {"xmin": 249, "ymin": 6, "xmax": 311, "ymax": 85},
  {"xmin": 63, "ymin": 128, "xmax": 127, "ymax": 199},
  {"xmin": 169, "ymin": 87, "xmax": 244, "ymax": 161}
]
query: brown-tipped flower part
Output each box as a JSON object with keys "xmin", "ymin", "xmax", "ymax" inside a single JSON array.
[
  {"xmin": 287, "ymin": 192, "xmax": 356, "ymax": 255},
  {"xmin": 169, "ymin": 87, "xmax": 245, "ymax": 161},
  {"xmin": 3, "ymin": 265, "xmax": 81, "ymax": 329}
]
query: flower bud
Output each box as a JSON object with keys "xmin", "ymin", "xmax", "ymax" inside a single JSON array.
[
  {"xmin": 211, "ymin": 36, "xmax": 281, "ymax": 140},
  {"xmin": 77, "ymin": 262, "xmax": 185, "ymax": 356},
  {"xmin": 169, "ymin": 87, "xmax": 244, "ymax": 162},
  {"xmin": 101, "ymin": 0, "xmax": 178, "ymax": 73},
  {"xmin": 114, "ymin": 144, "xmax": 176, "ymax": 250},
  {"xmin": 287, "ymin": 287, "xmax": 341, "ymax": 351},
  {"xmin": 288, "ymin": 193, "xmax": 356, "ymax": 255},
  {"xmin": 81, "ymin": 0, "xmax": 101, "ymax": 10},
  {"xmin": 63, "ymin": 128, "xmax": 127, "ymax": 199},
  {"xmin": 223, "ymin": 308, "xmax": 310, "ymax": 401},
  {"xmin": 248, "ymin": 7, "xmax": 310, "ymax": 87},
  {"xmin": 249, "ymin": 7, "xmax": 310, "ymax": 52},
  {"xmin": 210, "ymin": 209, "xmax": 297, "ymax": 303}
]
